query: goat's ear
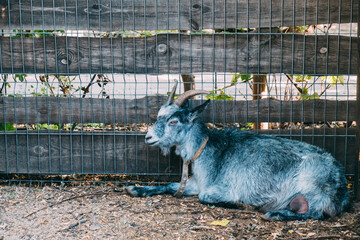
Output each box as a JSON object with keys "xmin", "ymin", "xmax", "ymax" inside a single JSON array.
[
  {"xmin": 181, "ymin": 100, "xmax": 189, "ymax": 109},
  {"xmin": 188, "ymin": 99, "xmax": 210, "ymax": 122}
]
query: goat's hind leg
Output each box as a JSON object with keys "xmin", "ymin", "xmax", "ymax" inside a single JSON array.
[
  {"xmin": 263, "ymin": 196, "xmax": 323, "ymax": 221},
  {"xmin": 125, "ymin": 178, "xmax": 199, "ymax": 197},
  {"xmin": 264, "ymin": 209, "xmax": 324, "ymax": 221}
]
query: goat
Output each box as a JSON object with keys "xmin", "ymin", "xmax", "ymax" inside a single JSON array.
[{"xmin": 126, "ymin": 81, "xmax": 350, "ymax": 221}]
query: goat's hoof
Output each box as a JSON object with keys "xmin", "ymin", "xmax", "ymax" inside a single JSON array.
[
  {"xmin": 260, "ymin": 214, "xmax": 274, "ymax": 221},
  {"xmin": 125, "ymin": 186, "xmax": 138, "ymax": 197}
]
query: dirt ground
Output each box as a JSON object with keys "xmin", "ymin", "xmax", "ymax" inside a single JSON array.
[{"xmin": 0, "ymin": 185, "xmax": 359, "ymax": 240}]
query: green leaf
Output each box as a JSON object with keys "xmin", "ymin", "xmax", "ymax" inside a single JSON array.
[
  {"xmin": 48, "ymin": 124, "xmax": 59, "ymax": 130},
  {"xmin": 0, "ymin": 123, "xmax": 16, "ymax": 131},
  {"xmin": 301, "ymin": 88, "xmax": 309, "ymax": 95},
  {"xmin": 338, "ymin": 76, "xmax": 344, "ymax": 85},
  {"xmin": 140, "ymin": 31, "xmax": 153, "ymax": 37},
  {"xmin": 246, "ymin": 123, "xmax": 253, "ymax": 128},
  {"xmin": 166, "ymin": 92, "xmax": 180, "ymax": 99},
  {"xmin": 330, "ymin": 76, "xmax": 344, "ymax": 86},
  {"xmin": 321, "ymin": 76, "xmax": 345, "ymax": 86},
  {"xmin": 231, "ymin": 73, "xmax": 241, "ymax": 86},
  {"xmin": 205, "ymin": 91, "xmax": 234, "ymax": 100},
  {"xmin": 15, "ymin": 74, "xmax": 26, "ymax": 82},
  {"xmin": 301, "ymin": 92, "xmax": 320, "ymax": 100},
  {"xmin": 7, "ymin": 94, "xmax": 23, "ymax": 97},
  {"xmin": 230, "ymin": 73, "xmax": 251, "ymax": 85},
  {"xmin": 34, "ymin": 30, "xmax": 64, "ymax": 37},
  {"xmin": 36, "ymin": 124, "xmax": 59, "ymax": 130},
  {"xmin": 240, "ymin": 74, "xmax": 252, "ymax": 82},
  {"xmin": 295, "ymin": 75, "xmax": 312, "ymax": 83},
  {"xmin": 38, "ymin": 124, "xmax": 48, "ymax": 129},
  {"xmin": 58, "ymin": 75, "xmax": 68, "ymax": 81}
]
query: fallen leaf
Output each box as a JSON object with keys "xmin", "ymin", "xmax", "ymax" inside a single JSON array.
[
  {"xmin": 271, "ymin": 231, "xmax": 282, "ymax": 239},
  {"xmin": 210, "ymin": 220, "xmax": 230, "ymax": 226},
  {"xmin": 295, "ymin": 231, "xmax": 307, "ymax": 236},
  {"xmin": 306, "ymin": 232, "xmax": 316, "ymax": 237},
  {"xmin": 100, "ymin": 217, "xmax": 108, "ymax": 224}
]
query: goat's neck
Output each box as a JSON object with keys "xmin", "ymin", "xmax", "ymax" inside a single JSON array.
[{"xmin": 176, "ymin": 123, "xmax": 209, "ymax": 162}]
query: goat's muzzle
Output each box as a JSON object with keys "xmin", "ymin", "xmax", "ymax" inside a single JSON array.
[{"xmin": 145, "ymin": 135, "xmax": 158, "ymax": 146}]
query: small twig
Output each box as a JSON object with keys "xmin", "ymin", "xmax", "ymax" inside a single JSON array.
[
  {"xmin": 190, "ymin": 225, "xmax": 215, "ymax": 231},
  {"xmin": 0, "ymin": 82, "xmax": 5, "ymax": 95},
  {"xmin": 82, "ymin": 74, "xmax": 98, "ymax": 98},
  {"xmin": 24, "ymin": 191, "xmax": 110, "ymax": 218},
  {"xmin": 45, "ymin": 76, "xmax": 56, "ymax": 96},
  {"xmin": 70, "ymin": 74, "xmax": 98, "ymax": 130},
  {"xmin": 284, "ymin": 73, "xmax": 303, "ymax": 94},
  {"xmin": 0, "ymin": 74, "xmax": 8, "ymax": 95},
  {"xmin": 302, "ymin": 235, "xmax": 341, "ymax": 240},
  {"xmin": 39, "ymin": 75, "xmax": 56, "ymax": 96},
  {"xmin": 318, "ymin": 83, "xmax": 332, "ymax": 97},
  {"xmin": 210, "ymin": 83, "xmax": 237, "ymax": 94},
  {"xmin": 208, "ymin": 210, "xmax": 218, "ymax": 219},
  {"xmin": 306, "ymin": 76, "xmax": 320, "ymax": 90}
]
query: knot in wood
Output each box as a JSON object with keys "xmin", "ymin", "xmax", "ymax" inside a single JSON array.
[
  {"xmin": 60, "ymin": 58, "xmax": 68, "ymax": 65},
  {"xmin": 92, "ymin": 4, "xmax": 100, "ymax": 10},
  {"xmin": 157, "ymin": 44, "xmax": 168, "ymax": 54},
  {"xmin": 84, "ymin": 3, "xmax": 107, "ymax": 14},
  {"xmin": 192, "ymin": 4, "xmax": 201, "ymax": 11},
  {"xmin": 33, "ymin": 145, "xmax": 47, "ymax": 155},
  {"xmin": 57, "ymin": 49, "xmax": 80, "ymax": 66},
  {"xmin": 191, "ymin": 3, "xmax": 210, "ymax": 14},
  {"xmin": 319, "ymin": 47, "xmax": 327, "ymax": 54}
]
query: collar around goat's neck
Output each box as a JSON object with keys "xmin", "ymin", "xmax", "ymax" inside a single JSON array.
[
  {"xmin": 174, "ymin": 136, "xmax": 209, "ymax": 198},
  {"xmin": 189, "ymin": 136, "xmax": 209, "ymax": 164}
]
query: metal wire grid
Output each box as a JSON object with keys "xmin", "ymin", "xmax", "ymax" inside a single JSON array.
[{"xmin": 0, "ymin": 1, "xmax": 358, "ymax": 193}]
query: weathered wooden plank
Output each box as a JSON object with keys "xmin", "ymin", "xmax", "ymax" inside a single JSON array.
[
  {"xmin": 0, "ymin": 34, "xmax": 357, "ymax": 74},
  {"xmin": 0, "ymin": 0, "xmax": 357, "ymax": 31},
  {"xmin": 0, "ymin": 97, "xmax": 357, "ymax": 124},
  {"xmin": 0, "ymin": 131, "xmax": 182, "ymax": 175},
  {"xmin": 0, "ymin": 129, "xmax": 357, "ymax": 176}
]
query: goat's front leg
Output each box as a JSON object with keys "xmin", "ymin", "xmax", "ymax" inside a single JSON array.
[{"xmin": 125, "ymin": 177, "xmax": 199, "ymax": 197}]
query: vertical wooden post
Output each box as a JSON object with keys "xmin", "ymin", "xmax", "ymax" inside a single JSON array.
[
  {"xmin": 181, "ymin": 75, "xmax": 195, "ymax": 92},
  {"xmin": 356, "ymin": 3, "xmax": 360, "ymax": 200},
  {"xmin": 180, "ymin": 30, "xmax": 196, "ymax": 93},
  {"xmin": 252, "ymin": 75, "xmax": 267, "ymax": 129}
]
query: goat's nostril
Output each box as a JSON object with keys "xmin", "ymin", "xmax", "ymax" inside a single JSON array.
[{"xmin": 145, "ymin": 136, "xmax": 152, "ymax": 142}]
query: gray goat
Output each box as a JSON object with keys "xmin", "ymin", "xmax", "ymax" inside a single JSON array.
[{"xmin": 126, "ymin": 82, "xmax": 350, "ymax": 221}]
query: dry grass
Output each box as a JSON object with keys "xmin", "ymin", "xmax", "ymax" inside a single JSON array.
[{"xmin": 1, "ymin": 185, "xmax": 359, "ymax": 240}]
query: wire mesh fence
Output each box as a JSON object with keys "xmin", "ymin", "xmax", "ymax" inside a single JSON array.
[{"xmin": 0, "ymin": 0, "xmax": 358, "ymax": 197}]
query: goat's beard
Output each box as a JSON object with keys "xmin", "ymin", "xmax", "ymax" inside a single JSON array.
[{"xmin": 159, "ymin": 145, "xmax": 171, "ymax": 156}]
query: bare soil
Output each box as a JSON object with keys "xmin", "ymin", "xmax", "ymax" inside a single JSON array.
[{"xmin": 0, "ymin": 185, "xmax": 359, "ymax": 240}]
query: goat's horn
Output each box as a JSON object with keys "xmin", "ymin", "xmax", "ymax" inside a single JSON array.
[
  {"xmin": 174, "ymin": 90, "xmax": 210, "ymax": 107},
  {"xmin": 167, "ymin": 80, "xmax": 178, "ymax": 104}
]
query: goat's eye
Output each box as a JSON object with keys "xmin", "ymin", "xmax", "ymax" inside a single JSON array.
[{"xmin": 169, "ymin": 120, "xmax": 178, "ymax": 125}]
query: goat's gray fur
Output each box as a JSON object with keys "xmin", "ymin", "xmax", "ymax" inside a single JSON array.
[{"xmin": 126, "ymin": 85, "xmax": 350, "ymax": 221}]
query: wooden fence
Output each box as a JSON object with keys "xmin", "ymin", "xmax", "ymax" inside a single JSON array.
[{"xmin": 0, "ymin": 0, "xmax": 358, "ymax": 195}]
